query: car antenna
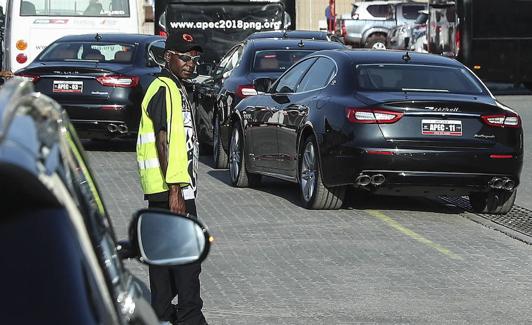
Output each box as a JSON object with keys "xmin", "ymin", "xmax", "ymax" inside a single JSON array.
[
  {"xmin": 402, "ymin": 51, "xmax": 411, "ymax": 62},
  {"xmin": 298, "ymin": 39, "xmax": 304, "ymax": 48},
  {"xmin": 95, "ymin": 33, "xmax": 102, "ymax": 42},
  {"xmin": 283, "ymin": 30, "xmax": 288, "ymax": 38}
]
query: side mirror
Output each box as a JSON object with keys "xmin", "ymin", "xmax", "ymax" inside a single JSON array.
[
  {"xmin": 196, "ymin": 63, "xmax": 214, "ymax": 76},
  {"xmin": 121, "ymin": 209, "xmax": 212, "ymax": 266},
  {"xmin": 254, "ymin": 77, "xmax": 274, "ymax": 94}
]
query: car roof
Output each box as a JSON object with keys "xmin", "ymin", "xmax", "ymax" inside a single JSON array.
[
  {"xmin": 247, "ymin": 30, "xmax": 330, "ymax": 40},
  {"xmin": 246, "ymin": 38, "xmax": 344, "ymax": 51},
  {"xmin": 55, "ymin": 33, "xmax": 164, "ymax": 43},
  {"xmin": 316, "ymin": 49, "xmax": 462, "ymax": 67}
]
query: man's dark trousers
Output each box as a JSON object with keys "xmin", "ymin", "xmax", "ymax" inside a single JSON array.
[{"xmin": 148, "ymin": 199, "xmax": 206, "ymax": 325}]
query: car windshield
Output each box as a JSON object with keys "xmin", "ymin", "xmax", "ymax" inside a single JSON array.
[
  {"xmin": 253, "ymin": 50, "xmax": 314, "ymax": 72},
  {"xmin": 38, "ymin": 42, "xmax": 136, "ymax": 63},
  {"xmin": 356, "ymin": 64, "xmax": 486, "ymax": 95},
  {"xmin": 20, "ymin": 0, "xmax": 130, "ymax": 17}
]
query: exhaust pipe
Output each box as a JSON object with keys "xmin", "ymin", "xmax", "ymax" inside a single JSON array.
[
  {"xmin": 107, "ymin": 123, "xmax": 118, "ymax": 133},
  {"xmin": 503, "ymin": 179, "xmax": 515, "ymax": 191},
  {"xmin": 117, "ymin": 124, "xmax": 129, "ymax": 134},
  {"xmin": 489, "ymin": 177, "xmax": 503, "ymax": 189},
  {"xmin": 355, "ymin": 174, "xmax": 371, "ymax": 186},
  {"xmin": 371, "ymin": 174, "xmax": 385, "ymax": 186}
]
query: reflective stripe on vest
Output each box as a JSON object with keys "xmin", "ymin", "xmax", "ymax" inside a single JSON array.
[{"xmin": 136, "ymin": 76, "xmax": 190, "ymax": 195}]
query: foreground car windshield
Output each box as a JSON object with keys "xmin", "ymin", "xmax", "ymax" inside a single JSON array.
[
  {"xmin": 38, "ymin": 42, "xmax": 136, "ymax": 63},
  {"xmin": 253, "ymin": 50, "xmax": 314, "ymax": 72},
  {"xmin": 356, "ymin": 64, "xmax": 486, "ymax": 95}
]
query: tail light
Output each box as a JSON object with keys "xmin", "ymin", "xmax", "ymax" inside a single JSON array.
[
  {"xmin": 159, "ymin": 31, "xmax": 167, "ymax": 37},
  {"xmin": 96, "ymin": 75, "xmax": 140, "ymax": 88},
  {"xmin": 346, "ymin": 108, "xmax": 403, "ymax": 124},
  {"xmin": 455, "ymin": 29, "xmax": 461, "ymax": 56},
  {"xmin": 236, "ymin": 84, "xmax": 257, "ymax": 99},
  {"xmin": 481, "ymin": 114, "xmax": 520, "ymax": 128},
  {"xmin": 15, "ymin": 73, "xmax": 40, "ymax": 83},
  {"xmin": 341, "ymin": 21, "xmax": 347, "ymax": 37},
  {"xmin": 16, "ymin": 40, "xmax": 28, "ymax": 51},
  {"xmin": 16, "ymin": 54, "xmax": 28, "ymax": 64}
]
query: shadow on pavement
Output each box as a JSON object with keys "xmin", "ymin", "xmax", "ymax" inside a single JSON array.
[{"xmin": 81, "ymin": 138, "xmax": 136, "ymax": 152}]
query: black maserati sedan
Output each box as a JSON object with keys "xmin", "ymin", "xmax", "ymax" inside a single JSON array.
[
  {"xmin": 226, "ymin": 49, "xmax": 523, "ymax": 213},
  {"xmin": 192, "ymin": 38, "xmax": 345, "ymax": 168},
  {"xmin": 15, "ymin": 33, "xmax": 165, "ymax": 139},
  {"xmin": 0, "ymin": 78, "xmax": 211, "ymax": 324}
]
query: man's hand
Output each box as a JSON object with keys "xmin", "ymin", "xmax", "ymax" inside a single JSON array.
[{"xmin": 169, "ymin": 185, "xmax": 186, "ymax": 214}]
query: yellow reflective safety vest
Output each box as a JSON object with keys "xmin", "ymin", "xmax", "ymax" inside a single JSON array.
[{"xmin": 136, "ymin": 76, "xmax": 190, "ymax": 195}]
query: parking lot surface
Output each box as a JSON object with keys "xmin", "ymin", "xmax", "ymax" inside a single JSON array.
[{"xmin": 87, "ymin": 142, "xmax": 532, "ymax": 324}]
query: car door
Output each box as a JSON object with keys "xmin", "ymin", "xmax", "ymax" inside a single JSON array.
[
  {"xmin": 248, "ymin": 57, "xmax": 317, "ymax": 172},
  {"xmin": 277, "ymin": 57, "xmax": 337, "ymax": 175},
  {"xmin": 64, "ymin": 125, "xmax": 158, "ymax": 324},
  {"xmin": 196, "ymin": 46, "xmax": 238, "ymax": 144}
]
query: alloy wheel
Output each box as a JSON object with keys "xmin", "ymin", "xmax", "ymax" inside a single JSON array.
[
  {"xmin": 229, "ymin": 127, "xmax": 241, "ymax": 182},
  {"xmin": 300, "ymin": 141, "xmax": 317, "ymax": 202}
]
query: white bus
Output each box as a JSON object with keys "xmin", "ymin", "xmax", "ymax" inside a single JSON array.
[{"xmin": 3, "ymin": 0, "xmax": 140, "ymax": 72}]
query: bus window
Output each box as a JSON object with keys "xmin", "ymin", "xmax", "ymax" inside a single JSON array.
[{"xmin": 19, "ymin": 0, "xmax": 130, "ymax": 17}]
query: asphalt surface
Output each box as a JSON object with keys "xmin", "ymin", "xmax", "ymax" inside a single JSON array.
[{"xmin": 86, "ymin": 137, "xmax": 532, "ymax": 324}]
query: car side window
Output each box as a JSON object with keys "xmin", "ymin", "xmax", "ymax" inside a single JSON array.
[
  {"xmin": 147, "ymin": 39, "xmax": 165, "ymax": 67},
  {"xmin": 213, "ymin": 46, "xmax": 238, "ymax": 78},
  {"xmin": 273, "ymin": 58, "xmax": 317, "ymax": 94},
  {"xmin": 222, "ymin": 45, "xmax": 243, "ymax": 76},
  {"xmin": 297, "ymin": 57, "xmax": 336, "ymax": 93}
]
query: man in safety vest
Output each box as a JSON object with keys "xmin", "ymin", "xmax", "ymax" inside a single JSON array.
[{"xmin": 136, "ymin": 31, "xmax": 206, "ymax": 325}]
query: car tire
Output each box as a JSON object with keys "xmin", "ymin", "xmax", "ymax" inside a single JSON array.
[
  {"xmin": 299, "ymin": 136, "xmax": 345, "ymax": 210},
  {"xmin": 469, "ymin": 189, "xmax": 516, "ymax": 214},
  {"xmin": 213, "ymin": 115, "xmax": 228, "ymax": 169},
  {"xmin": 365, "ymin": 34, "xmax": 387, "ymax": 50},
  {"xmin": 229, "ymin": 122, "xmax": 261, "ymax": 187}
]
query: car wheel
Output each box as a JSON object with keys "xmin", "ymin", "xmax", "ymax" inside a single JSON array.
[
  {"xmin": 213, "ymin": 115, "xmax": 228, "ymax": 169},
  {"xmin": 469, "ymin": 189, "xmax": 516, "ymax": 214},
  {"xmin": 229, "ymin": 122, "xmax": 261, "ymax": 187},
  {"xmin": 299, "ymin": 136, "xmax": 345, "ymax": 210},
  {"xmin": 366, "ymin": 35, "xmax": 387, "ymax": 50}
]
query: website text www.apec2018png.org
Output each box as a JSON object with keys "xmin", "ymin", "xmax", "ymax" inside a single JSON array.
[{"xmin": 168, "ymin": 20, "xmax": 283, "ymax": 31}]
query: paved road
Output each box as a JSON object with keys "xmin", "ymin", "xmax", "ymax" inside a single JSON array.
[{"xmin": 86, "ymin": 140, "xmax": 532, "ymax": 324}]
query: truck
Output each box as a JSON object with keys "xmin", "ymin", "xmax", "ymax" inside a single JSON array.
[
  {"xmin": 337, "ymin": 1, "xmax": 425, "ymax": 48},
  {"xmin": 426, "ymin": 0, "xmax": 532, "ymax": 89},
  {"xmin": 156, "ymin": 0, "xmax": 295, "ymax": 67}
]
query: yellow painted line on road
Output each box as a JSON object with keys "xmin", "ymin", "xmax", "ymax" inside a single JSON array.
[{"xmin": 367, "ymin": 210, "xmax": 463, "ymax": 261}]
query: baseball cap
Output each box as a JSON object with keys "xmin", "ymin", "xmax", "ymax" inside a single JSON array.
[{"xmin": 165, "ymin": 32, "xmax": 203, "ymax": 53}]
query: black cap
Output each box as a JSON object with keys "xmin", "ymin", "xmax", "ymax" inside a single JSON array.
[{"xmin": 165, "ymin": 32, "xmax": 203, "ymax": 53}]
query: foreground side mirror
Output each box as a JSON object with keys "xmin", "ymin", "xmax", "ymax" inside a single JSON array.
[
  {"xmin": 253, "ymin": 77, "xmax": 274, "ymax": 93},
  {"xmin": 120, "ymin": 209, "xmax": 212, "ymax": 266}
]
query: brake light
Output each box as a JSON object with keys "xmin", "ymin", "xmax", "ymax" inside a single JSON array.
[
  {"xmin": 481, "ymin": 114, "xmax": 520, "ymax": 128},
  {"xmin": 15, "ymin": 73, "xmax": 40, "ymax": 83},
  {"xmin": 159, "ymin": 31, "xmax": 168, "ymax": 37},
  {"xmin": 455, "ymin": 29, "xmax": 461, "ymax": 56},
  {"xmin": 236, "ymin": 84, "xmax": 257, "ymax": 98},
  {"xmin": 346, "ymin": 108, "xmax": 403, "ymax": 124},
  {"xmin": 96, "ymin": 75, "xmax": 140, "ymax": 88},
  {"xmin": 16, "ymin": 54, "xmax": 28, "ymax": 64}
]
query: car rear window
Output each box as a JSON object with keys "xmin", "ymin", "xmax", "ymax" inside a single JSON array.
[
  {"xmin": 356, "ymin": 64, "xmax": 485, "ymax": 95},
  {"xmin": 253, "ymin": 50, "xmax": 314, "ymax": 72},
  {"xmin": 402, "ymin": 5, "xmax": 426, "ymax": 20},
  {"xmin": 39, "ymin": 42, "xmax": 136, "ymax": 63}
]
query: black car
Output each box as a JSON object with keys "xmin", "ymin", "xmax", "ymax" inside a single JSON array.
[
  {"xmin": 246, "ymin": 30, "xmax": 344, "ymax": 44},
  {"xmin": 192, "ymin": 38, "xmax": 345, "ymax": 168},
  {"xmin": 0, "ymin": 78, "xmax": 211, "ymax": 324},
  {"xmin": 226, "ymin": 49, "xmax": 523, "ymax": 213},
  {"xmin": 15, "ymin": 33, "xmax": 165, "ymax": 139}
]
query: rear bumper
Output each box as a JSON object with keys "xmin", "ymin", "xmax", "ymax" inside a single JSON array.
[
  {"xmin": 63, "ymin": 103, "xmax": 140, "ymax": 139},
  {"xmin": 321, "ymin": 147, "xmax": 523, "ymax": 195}
]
